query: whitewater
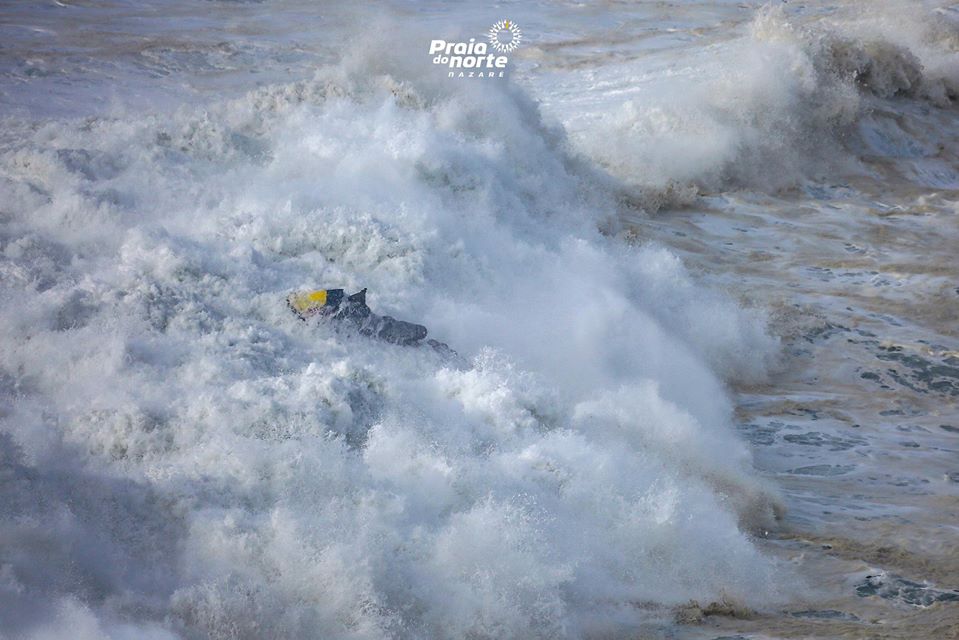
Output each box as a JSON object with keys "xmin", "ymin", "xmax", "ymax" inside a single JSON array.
[{"xmin": 0, "ymin": 1, "xmax": 957, "ymax": 639}]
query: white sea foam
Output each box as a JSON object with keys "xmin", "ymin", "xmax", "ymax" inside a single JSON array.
[
  {"xmin": 569, "ymin": 3, "xmax": 959, "ymax": 207},
  {"xmin": 19, "ymin": 0, "xmax": 959, "ymax": 637},
  {"xmin": 0, "ymin": 17, "xmax": 787, "ymax": 638}
]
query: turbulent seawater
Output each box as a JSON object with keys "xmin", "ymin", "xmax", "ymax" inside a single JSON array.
[{"xmin": 0, "ymin": 1, "xmax": 957, "ymax": 638}]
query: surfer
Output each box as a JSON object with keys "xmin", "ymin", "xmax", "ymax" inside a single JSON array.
[{"xmin": 287, "ymin": 288, "xmax": 447, "ymax": 350}]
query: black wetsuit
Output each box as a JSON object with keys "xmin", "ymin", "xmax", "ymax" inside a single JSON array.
[
  {"xmin": 328, "ymin": 289, "xmax": 428, "ymax": 346},
  {"xmin": 291, "ymin": 288, "xmax": 456, "ymax": 359}
]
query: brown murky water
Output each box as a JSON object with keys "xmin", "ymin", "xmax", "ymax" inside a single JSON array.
[
  {"xmin": 521, "ymin": 0, "xmax": 959, "ymax": 634},
  {"xmin": 626, "ymin": 144, "xmax": 959, "ymax": 639}
]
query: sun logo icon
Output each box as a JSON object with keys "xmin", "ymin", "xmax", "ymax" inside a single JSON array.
[{"xmin": 488, "ymin": 19, "xmax": 522, "ymax": 53}]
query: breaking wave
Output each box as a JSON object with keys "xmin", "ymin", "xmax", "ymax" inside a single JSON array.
[
  {"xmin": 580, "ymin": 4, "xmax": 959, "ymax": 207},
  {"xmin": 0, "ymin": 16, "xmax": 785, "ymax": 640}
]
